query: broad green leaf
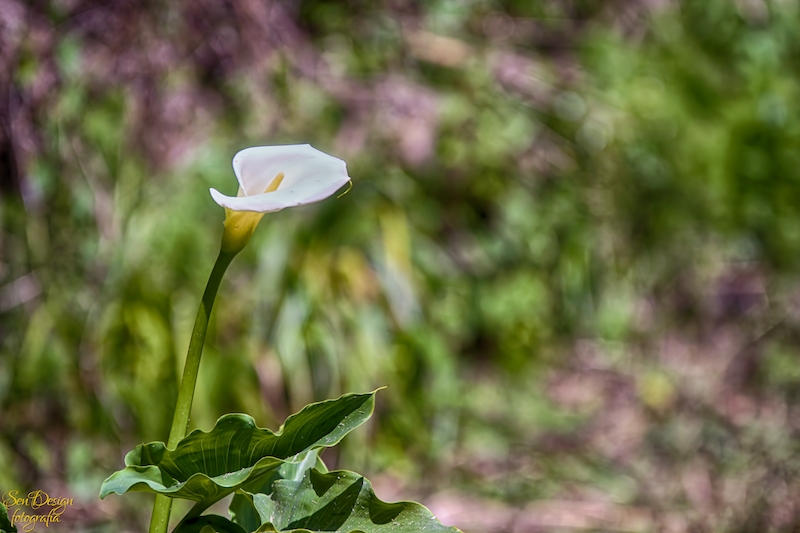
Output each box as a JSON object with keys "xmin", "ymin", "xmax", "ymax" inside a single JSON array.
[
  {"xmin": 0, "ymin": 502, "xmax": 17, "ymax": 533},
  {"xmin": 229, "ymin": 491, "xmax": 261, "ymax": 533},
  {"xmin": 173, "ymin": 515, "xmax": 246, "ymax": 533},
  {"xmin": 100, "ymin": 391, "xmax": 377, "ymax": 517},
  {"xmin": 231, "ymin": 449, "xmax": 328, "ymax": 531},
  {"xmin": 240, "ymin": 469, "xmax": 461, "ymax": 533}
]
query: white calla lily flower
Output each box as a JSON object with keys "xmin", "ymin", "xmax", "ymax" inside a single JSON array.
[{"xmin": 210, "ymin": 144, "xmax": 351, "ymax": 253}]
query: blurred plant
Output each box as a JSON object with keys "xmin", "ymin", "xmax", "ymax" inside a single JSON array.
[{"xmin": 0, "ymin": 501, "xmax": 15, "ymax": 533}]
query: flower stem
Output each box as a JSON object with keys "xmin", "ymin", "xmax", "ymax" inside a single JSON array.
[{"xmin": 148, "ymin": 250, "xmax": 237, "ymax": 533}]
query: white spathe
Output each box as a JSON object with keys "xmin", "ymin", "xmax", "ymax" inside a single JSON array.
[{"xmin": 210, "ymin": 144, "xmax": 351, "ymax": 213}]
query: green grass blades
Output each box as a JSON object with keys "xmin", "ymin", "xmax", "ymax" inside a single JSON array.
[
  {"xmin": 99, "ymin": 391, "xmax": 377, "ymax": 519},
  {"xmin": 233, "ymin": 468, "xmax": 461, "ymax": 533}
]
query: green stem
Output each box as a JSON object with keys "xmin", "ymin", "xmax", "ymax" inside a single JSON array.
[{"xmin": 148, "ymin": 250, "xmax": 237, "ymax": 533}]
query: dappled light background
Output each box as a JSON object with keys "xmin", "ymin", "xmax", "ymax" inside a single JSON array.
[{"xmin": 3, "ymin": 0, "xmax": 800, "ymax": 531}]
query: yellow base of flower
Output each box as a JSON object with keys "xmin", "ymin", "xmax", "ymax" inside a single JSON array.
[
  {"xmin": 218, "ymin": 172, "xmax": 285, "ymax": 253},
  {"xmin": 220, "ymin": 209, "xmax": 266, "ymax": 253}
]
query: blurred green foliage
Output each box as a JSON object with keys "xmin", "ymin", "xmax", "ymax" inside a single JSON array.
[{"xmin": 3, "ymin": 0, "xmax": 800, "ymax": 531}]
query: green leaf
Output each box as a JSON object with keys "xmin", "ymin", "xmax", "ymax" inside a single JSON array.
[
  {"xmin": 231, "ymin": 448, "xmax": 328, "ymax": 531},
  {"xmin": 100, "ymin": 391, "xmax": 377, "ymax": 518},
  {"xmin": 238, "ymin": 469, "xmax": 461, "ymax": 533},
  {"xmin": 173, "ymin": 515, "xmax": 247, "ymax": 533},
  {"xmin": 0, "ymin": 502, "xmax": 17, "ymax": 533},
  {"xmin": 229, "ymin": 491, "xmax": 261, "ymax": 533},
  {"xmin": 230, "ymin": 448, "xmax": 327, "ymax": 531}
]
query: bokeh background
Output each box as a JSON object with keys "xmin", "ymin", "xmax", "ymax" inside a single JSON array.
[{"xmin": 3, "ymin": 0, "xmax": 800, "ymax": 531}]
